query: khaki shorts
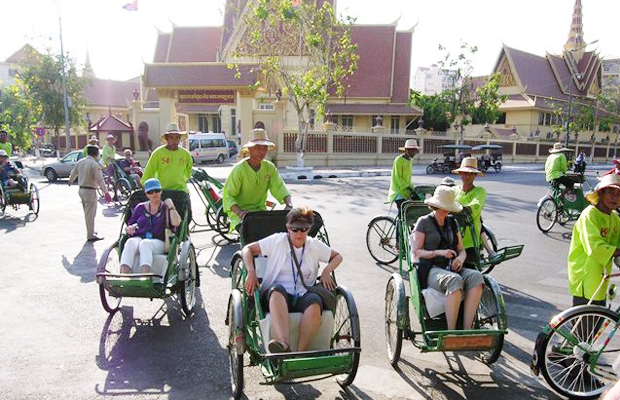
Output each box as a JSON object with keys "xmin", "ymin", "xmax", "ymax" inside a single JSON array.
[{"xmin": 427, "ymin": 266, "xmax": 484, "ymax": 295}]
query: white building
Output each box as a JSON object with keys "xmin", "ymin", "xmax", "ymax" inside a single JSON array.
[{"xmin": 412, "ymin": 64, "xmax": 457, "ymax": 95}]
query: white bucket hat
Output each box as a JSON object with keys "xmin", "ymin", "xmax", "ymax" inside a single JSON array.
[
  {"xmin": 242, "ymin": 128, "xmax": 275, "ymax": 149},
  {"xmin": 160, "ymin": 122, "xmax": 188, "ymax": 143},
  {"xmin": 398, "ymin": 139, "xmax": 421, "ymax": 151},
  {"xmin": 452, "ymin": 157, "xmax": 483, "ymax": 175},
  {"xmin": 549, "ymin": 142, "xmax": 573, "ymax": 153},
  {"xmin": 424, "ymin": 185, "xmax": 463, "ymax": 213},
  {"xmin": 586, "ymin": 174, "xmax": 620, "ymax": 205}
]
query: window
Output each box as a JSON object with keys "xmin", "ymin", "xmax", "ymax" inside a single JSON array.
[
  {"xmin": 390, "ymin": 116, "xmax": 400, "ymax": 134},
  {"xmin": 231, "ymin": 109, "xmax": 236, "ymax": 135},
  {"xmin": 341, "ymin": 115, "xmax": 353, "ymax": 130},
  {"xmin": 258, "ymin": 103, "xmax": 274, "ymax": 110},
  {"xmin": 212, "ymin": 115, "xmax": 221, "ymax": 132},
  {"xmin": 189, "ymin": 139, "xmax": 199, "ymax": 151},
  {"xmin": 198, "ymin": 115, "xmax": 209, "ymax": 132}
]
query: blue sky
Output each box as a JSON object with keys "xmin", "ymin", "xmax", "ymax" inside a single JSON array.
[{"xmin": 1, "ymin": 0, "xmax": 618, "ymax": 81}]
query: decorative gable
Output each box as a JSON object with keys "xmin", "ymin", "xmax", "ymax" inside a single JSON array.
[{"xmin": 497, "ymin": 57, "xmax": 517, "ymax": 87}]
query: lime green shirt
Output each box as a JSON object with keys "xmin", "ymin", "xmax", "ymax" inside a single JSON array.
[
  {"xmin": 223, "ymin": 159, "xmax": 290, "ymax": 229},
  {"xmin": 387, "ymin": 154, "xmax": 413, "ymax": 202},
  {"xmin": 568, "ymin": 206, "xmax": 620, "ymax": 301},
  {"xmin": 454, "ymin": 185, "xmax": 486, "ymax": 249},
  {"xmin": 545, "ymin": 152, "xmax": 567, "ymax": 182},
  {"xmin": 141, "ymin": 145, "xmax": 193, "ymax": 193},
  {"xmin": 101, "ymin": 144, "xmax": 116, "ymax": 167},
  {"xmin": 0, "ymin": 142, "xmax": 13, "ymax": 156}
]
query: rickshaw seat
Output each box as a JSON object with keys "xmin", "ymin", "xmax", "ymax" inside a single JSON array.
[
  {"xmin": 127, "ymin": 254, "xmax": 168, "ymax": 283},
  {"xmin": 123, "ymin": 190, "xmax": 191, "ymax": 224}
]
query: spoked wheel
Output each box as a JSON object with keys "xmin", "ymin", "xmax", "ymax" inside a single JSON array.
[
  {"xmin": 0, "ymin": 185, "xmax": 6, "ymax": 217},
  {"xmin": 538, "ymin": 306, "xmax": 620, "ymax": 399},
  {"xmin": 205, "ymin": 205, "xmax": 219, "ymax": 231},
  {"xmin": 366, "ymin": 216, "xmax": 398, "ymax": 264},
  {"xmin": 474, "ymin": 276, "xmax": 505, "ymax": 364},
  {"xmin": 332, "ymin": 286, "xmax": 361, "ymax": 387},
  {"xmin": 99, "ymin": 248, "xmax": 122, "ymax": 314},
  {"xmin": 179, "ymin": 242, "xmax": 198, "ymax": 317},
  {"xmin": 536, "ymin": 198, "xmax": 558, "ymax": 233},
  {"xmin": 385, "ymin": 276, "xmax": 404, "ymax": 367},
  {"xmin": 216, "ymin": 206, "xmax": 239, "ymax": 243},
  {"xmin": 230, "ymin": 255, "xmax": 244, "ymax": 290},
  {"xmin": 227, "ymin": 294, "xmax": 244, "ymax": 400},
  {"xmin": 479, "ymin": 224, "xmax": 499, "ymax": 274},
  {"xmin": 114, "ymin": 179, "xmax": 132, "ymax": 206},
  {"xmin": 494, "ymin": 162, "xmax": 502, "ymax": 172},
  {"xmin": 426, "ymin": 165, "xmax": 434, "ymax": 174},
  {"xmin": 29, "ymin": 184, "xmax": 40, "ymax": 215}
]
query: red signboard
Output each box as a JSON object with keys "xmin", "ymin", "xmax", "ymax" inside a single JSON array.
[{"xmin": 178, "ymin": 89, "xmax": 235, "ymax": 104}]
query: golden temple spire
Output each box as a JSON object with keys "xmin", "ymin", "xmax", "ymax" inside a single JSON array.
[{"xmin": 564, "ymin": 0, "xmax": 585, "ymax": 61}]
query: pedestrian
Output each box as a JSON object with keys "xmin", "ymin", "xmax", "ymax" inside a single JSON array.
[
  {"xmin": 68, "ymin": 145, "xmax": 112, "ymax": 242},
  {"xmin": 81, "ymin": 135, "xmax": 99, "ymax": 157},
  {"xmin": 0, "ymin": 130, "xmax": 13, "ymax": 156},
  {"xmin": 141, "ymin": 122, "xmax": 193, "ymax": 193},
  {"xmin": 223, "ymin": 128, "xmax": 292, "ymax": 230},
  {"xmin": 387, "ymin": 139, "xmax": 422, "ymax": 211}
]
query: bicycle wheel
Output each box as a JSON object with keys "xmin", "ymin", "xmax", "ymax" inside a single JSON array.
[
  {"xmin": 539, "ymin": 306, "xmax": 620, "ymax": 399},
  {"xmin": 366, "ymin": 216, "xmax": 398, "ymax": 264},
  {"xmin": 385, "ymin": 276, "xmax": 404, "ymax": 367},
  {"xmin": 536, "ymin": 198, "xmax": 557, "ymax": 233}
]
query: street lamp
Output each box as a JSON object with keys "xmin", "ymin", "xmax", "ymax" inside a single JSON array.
[
  {"xmin": 564, "ymin": 39, "xmax": 598, "ymax": 148},
  {"xmin": 52, "ymin": 0, "xmax": 71, "ymax": 154}
]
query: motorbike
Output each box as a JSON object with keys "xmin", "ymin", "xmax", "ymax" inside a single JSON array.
[{"xmin": 425, "ymin": 157, "xmax": 451, "ymax": 174}]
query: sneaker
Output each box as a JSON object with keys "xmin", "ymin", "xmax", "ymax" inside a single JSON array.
[{"xmin": 268, "ymin": 340, "xmax": 290, "ymax": 353}]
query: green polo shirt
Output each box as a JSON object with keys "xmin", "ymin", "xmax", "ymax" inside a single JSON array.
[
  {"xmin": 568, "ymin": 205, "xmax": 620, "ymax": 301},
  {"xmin": 223, "ymin": 159, "xmax": 290, "ymax": 229},
  {"xmin": 101, "ymin": 144, "xmax": 116, "ymax": 167},
  {"xmin": 141, "ymin": 145, "xmax": 193, "ymax": 193},
  {"xmin": 455, "ymin": 185, "xmax": 486, "ymax": 249},
  {"xmin": 0, "ymin": 142, "xmax": 13, "ymax": 156},
  {"xmin": 387, "ymin": 154, "xmax": 413, "ymax": 203},
  {"xmin": 545, "ymin": 152, "xmax": 567, "ymax": 182}
]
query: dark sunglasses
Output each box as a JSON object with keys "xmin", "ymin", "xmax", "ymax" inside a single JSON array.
[
  {"xmin": 146, "ymin": 189, "xmax": 162, "ymax": 194},
  {"xmin": 288, "ymin": 226, "xmax": 310, "ymax": 233}
]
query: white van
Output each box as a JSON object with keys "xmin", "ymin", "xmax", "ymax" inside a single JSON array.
[{"xmin": 187, "ymin": 132, "xmax": 229, "ymax": 164}]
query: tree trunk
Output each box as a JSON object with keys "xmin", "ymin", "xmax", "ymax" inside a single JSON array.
[{"xmin": 295, "ymin": 111, "xmax": 308, "ymax": 168}]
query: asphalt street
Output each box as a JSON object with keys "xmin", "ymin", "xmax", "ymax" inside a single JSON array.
[{"xmin": 0, "ymin": 162, "xmax": 606, "ymax": 399}]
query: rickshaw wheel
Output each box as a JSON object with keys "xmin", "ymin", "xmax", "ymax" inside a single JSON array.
[
  {"xmin": 333, "ymin": 286, "xmax": 360, "ymax": 387},
  {"xmin": 0, "ymin": 185, "xmax": 6, "ymax": 216},
  {"xmin": 536, "ymin": 198, "xmax": 557, "ymax": 233},
  {"xmin": 205, "ymin": 205, "xmax": 218, "ymax": 230},
  {"xmin": 99, "ymin": 249, "xmax": 122, "ymax": 313},
  {"xmin": 230, "ymin": 255, "xmax": 243, "ymax": 290},
  {"xmin": 475, "ymin": 278, "xmax": 504, "ymax": 364},
  {"xmin": 216, "ymin": 206, "xmax": 239, "ymax": 243},
  {"xmin": 538, "ymin": 306, "xmax": 619, "ymax": 399},
  {"xmin": 227, "ymin": 295, "xmax": 244, "ymax": 399},
  {"xmin": 366, "ymin": 216, "xmax": 398, "ymax": 265},
  {"xmin": 29, "ymin": 184, "xmax": 40, "ymax": 215},
  {"xmin": 180, "ymin": 242, "xmax": 197, "ymax": 317},
  {"xmin": 385, "ymin": 276, "xmax": 403, "ymax": 367},
  {"xmin": 114, "ymin": 179, "xmax": 132, "ymax": 206}
]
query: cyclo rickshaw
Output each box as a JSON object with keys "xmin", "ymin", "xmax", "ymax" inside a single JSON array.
[
  {"xmin": 226, "ymin": 210, "xmax": 360, "ymax": 399},
  {"xmin": 0, "ymin": 160, "xmax": 40, "ymax": 218},
  {"xmin": 96, "ymin": 190, "xmax": 198, "ymax": 317},
  {"xmin": 426, "ymin": 144, "xmax": 472, "ymax": 175},
  {"xmin": 384, "ymin": 195, "xmax": 524, "ymax": 366},
  {"xmin": 471, "ymin": 144, "xmax": 503, "ymax": 173},
  {"xmin": 536, "ymin": 172, "xmax": 591, "ymax": 233},
  {"xmin": 101, "ymin": 159, "xmax": 142, "ymax": 206}
]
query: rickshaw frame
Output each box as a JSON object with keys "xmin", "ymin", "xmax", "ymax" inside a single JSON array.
[{"xmin": 0, "ymin": 160, "xmax": 40, "ymax": 218}]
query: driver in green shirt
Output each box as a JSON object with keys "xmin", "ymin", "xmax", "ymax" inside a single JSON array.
[
  {"xmin": 223, "ymin": 128, "xmax": 292, "ymax": 230},
  {"xmin": 568, "ymin": 173, "xmax": 620, "ymax": 306},
  {"xmin": 387, "ymin": 139, "xmax": 421, "ymax": 210},
  {"xmin": 545, "ymin": 142, "xmax": 575, "ymax": 191}
]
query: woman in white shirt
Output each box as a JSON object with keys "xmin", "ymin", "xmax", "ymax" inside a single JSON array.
[{"xmin": 242, "ymin": 206, "xmax": 343, "ymax": 353}]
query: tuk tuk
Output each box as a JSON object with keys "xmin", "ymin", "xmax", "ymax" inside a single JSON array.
[
  {"xmin": 426, "ymin": 144, "xmax": 472, "ymax": 174},
  {"xmin": 471, "ymin": 144, "xmax": 503, "ymax": 173}
]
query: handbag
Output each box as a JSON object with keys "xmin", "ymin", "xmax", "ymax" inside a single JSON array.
[
  {"xmin": 288, "ymin": 237, "xmax": 336, "ymax": 310},
  {"xmin": 164, "ymin": 206, "xmax": 173, "ymax": 253}
]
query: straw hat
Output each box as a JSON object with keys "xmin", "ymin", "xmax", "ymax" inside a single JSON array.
[
  {"xmin": 160, "ymin": 122, "xmax": 188, "ymax": 143},
  {"xmin": 452, "ymin": 157, "xmax": 483, "ymax": 175},
  {"xmin": 398, "ymin": 139, "xmax": 421, "ymax": 151},
  {"xmin": 549, "ymin": 142, "xmax": 573, "ymax": 153},
  {"xmin": 425, "ymin": 185, "xmax": 463, "ymax": 213},
  {"xmin": 106, "ymin": 134, "xmax": 115, "ymax": 141},
  {"xmin": 88, "ymin": 135, "xmax": 99, "ymax": 143},
  {"xmin": 242, "ymin": 128, "xmax": 275, "ymax": 149},
  {"xmin": 585, "ymin": 174, "xmax": 620, "ymax": 205}
]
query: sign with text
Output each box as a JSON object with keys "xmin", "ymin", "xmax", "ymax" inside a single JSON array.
[{"xmin": 178, "ymin": 89, "xmax": 235, "ymax": 104}]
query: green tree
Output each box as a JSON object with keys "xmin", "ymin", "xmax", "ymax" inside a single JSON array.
[
  {"xmin": 228, "ymin": 0, "xmax": 358, "ymax": 167},
  {"xmin": 17, "ymin": 47, "xmax": 89, "ymax": 152},
  {"xmin": 1, "ymin": 83, "xmax": 39, "ymax": 151},
  {"xmin": 409, "ymin": 90, "xmax": 452, "ymax": 131}
]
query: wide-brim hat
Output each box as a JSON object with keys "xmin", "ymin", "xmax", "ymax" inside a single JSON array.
[
  {"xmin": 242, "ymin": 128, "xmax": 275, "ymax": 149},
  {"xmin": 0, "ymin": 149, "xmax": 8, "ymax": 157},
  {"xmin": 398, "ymin": 139, "xmax": 421, "ymax": 151},
  {"xmin": 89, "ymin": 135, "xmax": 99, "ymax": 143},
  {"xmin": 585, "ymin": 174, "xmax": 620, "ymax": 205},
  {"xmin": 452, "ymin": 157, "xmax": 483, "ymax": 175},
  {"xmin": 549, "ymin": 142, "xmax": 573, "ymax": 153},
  {"xmin": 160, "ymin": 122, "xmax": 188, "ymax": 143},
  {"xmin": 106, "ymin": 134, "xmax": 115, "ymax": 140},
  {"xmin": 424, "ymin": 186, "xmax": 463, "ymax": 213}
]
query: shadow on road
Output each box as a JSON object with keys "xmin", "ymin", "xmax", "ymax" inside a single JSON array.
[{"xmin": 62, "ymin": 241, "xmax": 98, "ymax": 283}]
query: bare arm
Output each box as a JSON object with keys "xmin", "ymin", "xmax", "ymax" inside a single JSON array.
[{"xmin": 242, "ymin": 242, "xmax": 262, "ymax": 294}]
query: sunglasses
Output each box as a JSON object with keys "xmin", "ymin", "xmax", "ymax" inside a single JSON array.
[
  {"xmin": 288, "ymin": 226, "xmax": 310, "ymax": 233},
  {"xmin": 146, "ymin": 189, "xmax": 162, "ymax": 194}
]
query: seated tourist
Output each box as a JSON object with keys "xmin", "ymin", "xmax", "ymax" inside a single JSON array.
[
  {"xmin": 119, "ymin": 149, "xmax": 142, "ymax": 187},
  {"xmin": 0, "ymin": 149, "xmax": 26, "ymax": 190},
  {"xmin": 119, "ymin": 178, "xmax": 181, "ymax": 274}
]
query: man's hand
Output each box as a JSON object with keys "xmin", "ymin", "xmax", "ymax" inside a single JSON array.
[
  {"xmin": 245, "ymin": 269, "xmax": 259, "ymax": 295},
  {"xmin": 104, "ymin": 192, "xmax": 112, "ymax": 203}
]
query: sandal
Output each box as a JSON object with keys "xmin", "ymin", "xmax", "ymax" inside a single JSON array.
[{"xmin": 268, "ymin": 340, "xmax": 290, "ymax": 353}]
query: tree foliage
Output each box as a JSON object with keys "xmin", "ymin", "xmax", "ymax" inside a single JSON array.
[
  {"xmin": 17, "ymin": 47, "xmax": 89, "ymax": 150},
  {"xmin": 410, "ymin": 41, "xmax": 506, "ymax": 136},
  {"xmin": 1, "ymin": 83, "xmax": 39, "ymax": 150},
  {"xmin": 228, "ymin": 0, "xmax": 358, "ymax": 166}
]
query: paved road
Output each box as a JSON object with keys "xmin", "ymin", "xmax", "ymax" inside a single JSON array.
[{"xmin": 0, "ymin": 165, "xmax": 598, "ymax": 399}]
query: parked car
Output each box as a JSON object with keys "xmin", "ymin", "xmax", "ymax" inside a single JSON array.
[
  {"xmin": 187, "ymin": 132, "xmax": 229, "ymax": 164},
  {"xmin": 227, "ymin": 140, "xmax": 238, "ymax": 158},
  {"xmin": 41, "ymin": 150, "xmax": 84, "ymax": 182}
]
